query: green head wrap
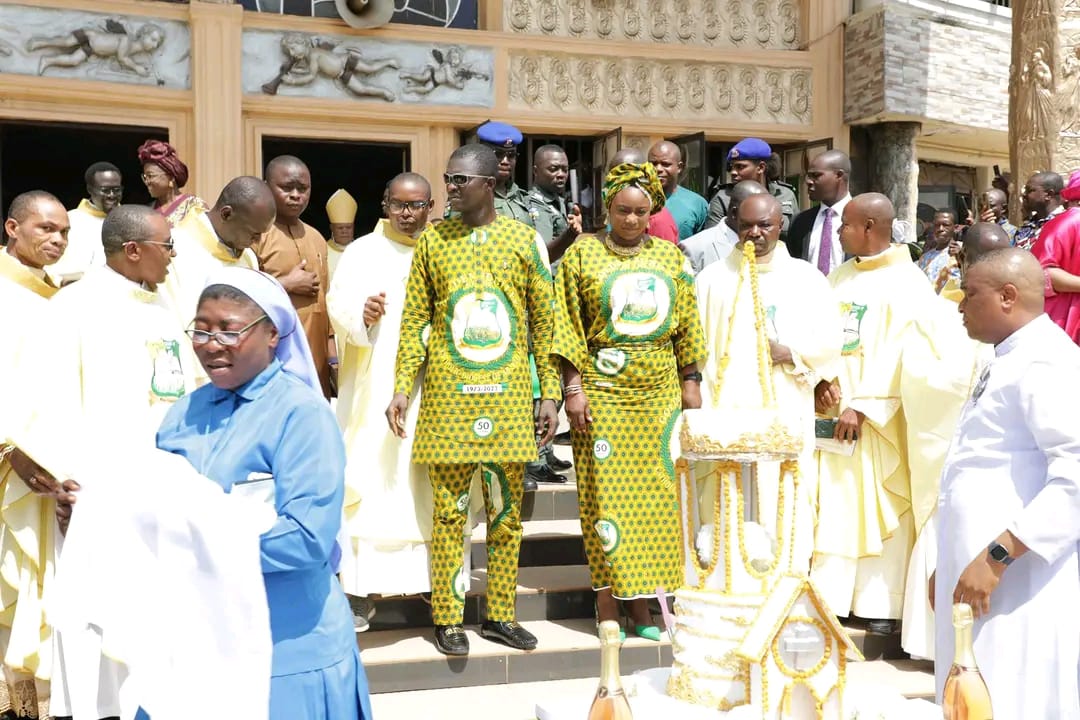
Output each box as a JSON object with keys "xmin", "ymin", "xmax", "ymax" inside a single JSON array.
[{"xmin": 602, "ymin": 162, "xmax": 667, "ymax": 214}]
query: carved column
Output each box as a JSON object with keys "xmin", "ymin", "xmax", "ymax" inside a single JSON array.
[
  {"xmin": 866, "ymin": 122, "xmax": 920, "ymax": 239},
  {"xmin": 1009, "ymin": 0, "xmax": 1080, "ymax": 220},
  {"xmin": 188, "ymin": 1, "xmax": 245, "ymax": 200}
]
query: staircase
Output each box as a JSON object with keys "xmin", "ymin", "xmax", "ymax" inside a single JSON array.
[{"xmin": 357, "ymin": 444, "xmax": 918, "ymax": 702}]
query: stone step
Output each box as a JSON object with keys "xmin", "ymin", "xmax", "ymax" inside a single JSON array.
[
  {"xmin": 368, "ymin": 564, "xmax": 594, "ymax": 631},
  {"xmin": 357, "ymin": 616, "xmax": 906, "ymax": 694},
  {"xmin": 370, "ymin": 660, "xmax": 935, "ymax": 720},
  {"xmin": 520, "ymin": 479, "xmax": 578, "ymax": 522},
  {"xmin": 471, "ymin": 519, "xmax": 586, "ymax": 569}
]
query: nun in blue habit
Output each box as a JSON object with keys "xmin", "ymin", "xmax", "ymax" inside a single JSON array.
[{"xmin": 153, "ymin": 267, "xmax": 372, "ymax": 720}]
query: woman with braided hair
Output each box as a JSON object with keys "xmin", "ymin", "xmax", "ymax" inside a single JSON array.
[
  {"xmin": 551, "ymin": 162, "xmax": 706, "ymax": 639},
  {"xmin": 137, "ymin": 139, "xmax": 208, "ymax": 226}
]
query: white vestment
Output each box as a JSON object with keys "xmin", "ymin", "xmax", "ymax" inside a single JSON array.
[
  {"xmin": 14, "ymin": 265, "xmax": 196, "ymax": 718},
  {"xmin": 161, "ymin": 211, "xmax": 258, "ymax": 385},
  {"xmin": 696, "ymin": 242, "xmax": 843, "ymax": 573},
  {"xmin": 48, "ymin": 448, "xmax": 274, "ymax": 720},
  {"xmin": 934, "ymin": 314, "xmax": 1080, "ymax": 718},
  {"xmin": 328, "ymin": 220, "xmax": 434, "ymax": 596},
  {"xmin": 47, "ymin": 201, "xmax": 106, "ymax": 286}
]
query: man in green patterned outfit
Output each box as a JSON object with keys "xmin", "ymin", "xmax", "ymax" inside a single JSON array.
[{"xmin": 387, "ymin": 144, "xmax": 560, "ymax": 656}]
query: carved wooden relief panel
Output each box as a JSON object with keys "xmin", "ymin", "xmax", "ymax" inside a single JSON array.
[
  {"xmin": 505, "ymin": 0, "xmax": 801, "ymax": 50},
  {"xmin": 508, "ymin": 51, "xmax": 812, "ymax": 124}
]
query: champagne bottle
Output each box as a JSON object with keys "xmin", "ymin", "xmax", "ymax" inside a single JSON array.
[
  {"xmin": 943, "ymin": 603, "xmax": 993, "ymax": 720},
  {"xmin": 587, "ymin": 620, "xmax": 633, "ymax": 720}
]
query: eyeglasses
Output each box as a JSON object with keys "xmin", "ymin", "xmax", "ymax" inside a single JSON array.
[
  {"xmin": 141, "ymin": 172, "xmax": 168, "ymax": 182},
  {"xmin": 99, "ymin": 186, "xmax": 124, "ymax": 196},
  {"xmin": 128, "ymin": 238, "xmax": 175, "ymax": 251},
  {"xmin": 386, "ymin": 199, "xmax": 431, "ymax": 212},
  {"xmin": 186, "ymin": 315, "xmax": 267, "ymax": 347},
  {"xmin": 493, "ymin": 149, "xmax": 517, "ymax": 160},
  {"xmin": 443, "ymin": 173, "xmax": 493, "ymax": 187}
]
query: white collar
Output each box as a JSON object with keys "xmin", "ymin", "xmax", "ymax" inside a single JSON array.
[
  {"xmin": 821, "ymin": 193, "xmax": 852, "ymax": 215},
  {"xmin": 994, "ymin": 313, "xmax": 1051, "ymax": 357}
]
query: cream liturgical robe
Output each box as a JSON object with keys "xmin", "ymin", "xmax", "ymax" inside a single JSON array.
[
  {"xmin": 162, "ymin": 210, "xmax": 258, "ymax": 331},
  {"xmin": 47, "ymin": 200, "xmax": 106, "ymax": 286},
  {"xmin": 0, "ymin": 251, "xmax": 57, "ymax": 717},
  {"xmin": 327, "ymin": 220, "xmax": 435, "ymax": 596},
  {"xmin": 935, "ymin": 315, "xmax": 1080, "ymax": 719},
  {"xmin": 695, "ymin": 242, "xmax": 843, "ymax": 572},
  {"xmin": 11, "ymin": 264, "xmax": 195, "ymax": 718},
  {"xmin": 811, "ymin": 245, "xmax": 940, "ymax": 620},
  {"xmin": 162, "ymin": 211, "xmax": 258, "ymax": 385}
]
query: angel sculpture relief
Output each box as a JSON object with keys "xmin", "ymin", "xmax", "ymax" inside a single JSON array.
[
  {"xmin": 27, "ymin": 19, "xmax": 164, "ymax": 79},
  {"xmin": 399, "ymin": 47, "xmax": 490, "ymax": 95},
  {"xmin": 262, "ymin": 32, "xmax": 398, "ymax": 101}
]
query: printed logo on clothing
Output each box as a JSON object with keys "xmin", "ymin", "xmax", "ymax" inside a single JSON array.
[
  {"xmin": 472, "ymin": 417, "xmax": 495, "ymax": 438},
  {"xmin": 451, "ymin": 565, "xmax": 468, "ymax": 602},
  {"xmin": 455, "ymin": 492, "xmax": 470, "ymax": 514},
  {"xmin": 594, "ymin": 348, "xmax": 627, "ymax": 376},
  {"xmin": 839, "ymin": 302, "xmax": 867, "ymax": 355},
  {"xmin": 448, "ymin": 288, "xmax": 515, "ymax": 369},
  {"xmin": 595, "ymin": 519, "xmax": 620, "ymax": 555},
  {"xmin": 148, "ymin": 339, "xmax": 186, "ymax": 400},
  {"xmin": 593, "ymin": 438, "xmax": 613, "ymax": 461}
]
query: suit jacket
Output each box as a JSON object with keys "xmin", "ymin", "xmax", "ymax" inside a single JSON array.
[{"xmin": 786, "ymin": 205, "xmax": 818, "ymax": 262}]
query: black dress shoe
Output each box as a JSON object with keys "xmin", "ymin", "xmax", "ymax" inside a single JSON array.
[
  {"xmin": 523, "ymin": 475, "xmax": 538, "ymax": 492},
  {"xmin": 867, "ymin": 619, "xmax": 897, "ymax": 636},
  {"xmin": 553, "ymin": 430, "xmax": 572, "ymax": 446},
  {"xmin": 434, "ymin": 624, "xmax": 469, "ymax": 656},
  {"xmin": 526, "ymin": 464, "xmax": 568, "ymax": 484},
  {"xmin": 545, "ymin": 452, "xmax": 572, "ymax": 472},
  {"xmin": 480, "ymin": 620, "xmax": 538, "ymax": 651}
]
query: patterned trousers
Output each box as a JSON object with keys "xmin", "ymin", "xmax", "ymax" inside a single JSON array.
[{"xmin": 429, "ymin": 462, "xmax": 524, "ymax": 625}]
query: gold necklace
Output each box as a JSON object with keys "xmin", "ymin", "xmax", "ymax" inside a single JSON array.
[{"xmin": 603, "ymin": 231, "xmax": 645, "ymax": 257}]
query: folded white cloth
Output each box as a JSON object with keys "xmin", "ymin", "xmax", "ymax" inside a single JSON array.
[{"xmin": 47, "ymin": 448, "xmax": 275, "ymax": 720}]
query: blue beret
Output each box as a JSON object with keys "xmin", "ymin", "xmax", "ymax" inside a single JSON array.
[
  {"xmin": 727, "ymin": 138, "xmax": 772, "ymax": 164},
  {"xmin": 477, "ymin": 121, "xmax": 523, "ymax": 148}
]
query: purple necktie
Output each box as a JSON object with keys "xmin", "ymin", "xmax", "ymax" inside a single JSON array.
[{"xmin": 818, "ymin": 207, "xmax": 833, "ymax": 275}]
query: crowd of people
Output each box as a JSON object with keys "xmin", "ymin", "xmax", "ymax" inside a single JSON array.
[{"xmin": 0, "ymin": 120, "xmax": 1077, "ymax": 719}]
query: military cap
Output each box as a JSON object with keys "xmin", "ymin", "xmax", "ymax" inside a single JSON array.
[
  {"xmin": 727, "ymin": 138, "xmax": 772, "ymax": 164},
  {"xmin": 477, "ymin": 121, "xmax": 523, "ymax": 148}
]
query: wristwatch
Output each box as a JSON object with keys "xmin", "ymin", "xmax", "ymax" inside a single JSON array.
[
  {"xmin": 681, "ymin": 371, "xmax": 703, "ymax": 383},
  {"xmin": 987, "ymin": 541, "xmax": 1014, "ymax": 566}
]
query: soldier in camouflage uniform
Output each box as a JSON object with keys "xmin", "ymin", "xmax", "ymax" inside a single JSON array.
[{"xmin": 704, "ymin": 137, "xmax": 799, "ymax": 240}]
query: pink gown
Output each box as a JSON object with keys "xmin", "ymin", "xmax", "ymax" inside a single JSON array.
[{"xmin": 1033, "ymin": 206, "xmax": 1080, "ymax": 344}]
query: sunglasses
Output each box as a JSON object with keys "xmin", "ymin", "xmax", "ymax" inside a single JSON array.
[
  {"xmin": 386, "ymin": 199, "xmax": 431, "ymax": 212},
  {"xmin": 443, "ymin": 173, "xmax": 493, "ymax": 187}
]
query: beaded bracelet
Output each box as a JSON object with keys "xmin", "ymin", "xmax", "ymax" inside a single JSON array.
[{"xmin": 563, "ymin": 384, "xmax": 584, "ymax": 396}]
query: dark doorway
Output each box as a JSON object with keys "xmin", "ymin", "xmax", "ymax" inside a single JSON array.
[
  {"xmin": 0, "ymin": 120, "xmax": 167, "ymax": 222},
  {"xmin": 261, "ymin": 137, "xmax": 411, "ymax": 238}
]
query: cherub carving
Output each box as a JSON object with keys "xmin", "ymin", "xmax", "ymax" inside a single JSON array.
[
  {"xmin": 399, "ymin": 47, "xmax": 490, "ymax": 95},
  {"xmin": 27, "ymin": 19, "xmax": 164, "ymax": 78},
  {"xmin": 262, "ymin": 32, "xmax": 398, "ymax": 101}
]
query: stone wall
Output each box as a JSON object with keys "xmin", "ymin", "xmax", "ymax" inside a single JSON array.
[{"xmin": 844, "ymin": 4, "xmax": 1009, "ymax": 131}]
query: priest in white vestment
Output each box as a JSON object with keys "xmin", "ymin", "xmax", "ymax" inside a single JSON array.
[
  {"xmin": 328, "ymin": 173, "xmax": 446, "ymax": 601},
  {"xmin": 933, "ymin": 248, "xmax": 1080, "ymax": 719},
  {"xmin": 900, "ymin": 222, "xmax": 1010, "ymax": 660},
  {"xmin": 12, "ymin": 205, "xmax": 197, "ymax": 719},
  {"xmin": 0, "ymin": 191, "xmax": 68, "ymax": 719},
  {"xmin": 696, "ymin": 194, "xmax": 842, "ymax": 573},
  {"xmin": 161, "ymin": 177, "xmax": 275, "ymax": 381},
  {"xmin": 47, "ymin": 162, "xmax": 122, "ymax": 286},
  {"xmin": 811, "ymin": 193, "xmax": 943, "ymax": 632}
]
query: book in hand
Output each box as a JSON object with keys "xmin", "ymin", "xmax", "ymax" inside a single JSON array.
[{"xmin": 814, "ymin": 417, "xmax": 856, "ymax": 456}]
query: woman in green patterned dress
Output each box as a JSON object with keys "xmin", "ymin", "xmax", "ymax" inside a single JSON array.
[{"xmin": 551, "ymin": 162, "xmax": 706, "ymax": 640}]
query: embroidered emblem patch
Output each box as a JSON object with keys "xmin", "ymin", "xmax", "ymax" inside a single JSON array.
[
  {"xmin": 839, "ymin": 302, "xmax": 868, "ymax": 354},
  {"xmin": 148, "ymin": 339, "xmax": 186, "ymax": 400}
]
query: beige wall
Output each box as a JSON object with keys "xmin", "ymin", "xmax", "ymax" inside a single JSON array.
[{"xmin": 0, "ymin": 0, "xmax": 853, "ymax": 209}]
